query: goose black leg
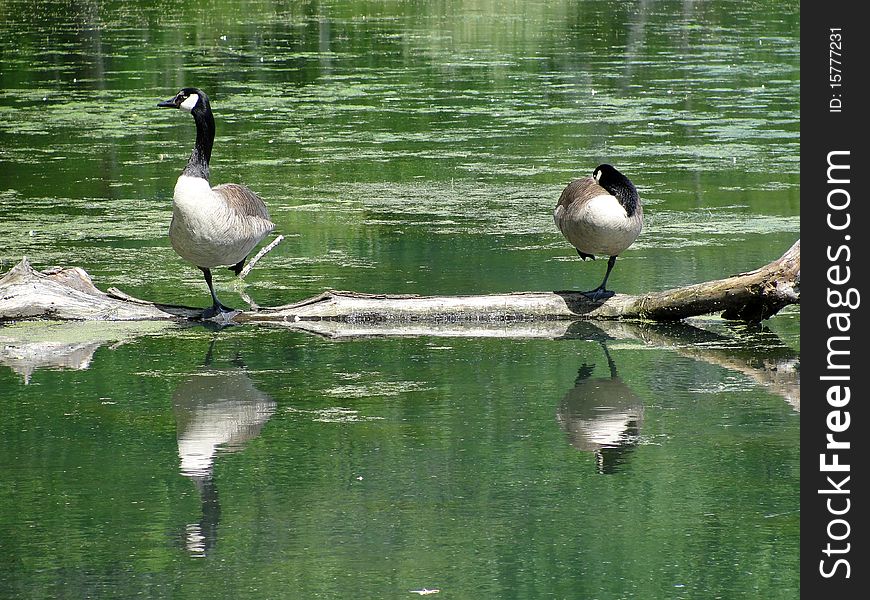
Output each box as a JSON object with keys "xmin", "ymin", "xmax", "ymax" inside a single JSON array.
[
  {"xmin": 581, "ymin": 255, "xmax": 617, "ymax": 301},
  {"xmin": 199, "ymin": 267, "xmax": 235, "ymax": 318}
]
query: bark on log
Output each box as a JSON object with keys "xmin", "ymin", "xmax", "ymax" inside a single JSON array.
[{"xmin": 0, "ymin": 240, "xmax": 799, "ymax": 325}]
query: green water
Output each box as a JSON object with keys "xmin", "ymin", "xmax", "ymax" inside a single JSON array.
[{"xmin": 1, "ymin": 1, "xmax": 799, "ymax": 598}]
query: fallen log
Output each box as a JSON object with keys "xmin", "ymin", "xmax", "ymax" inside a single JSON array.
[{"xmin": 0, "ymin": 239, "xmax": 799, "ymax": 325}]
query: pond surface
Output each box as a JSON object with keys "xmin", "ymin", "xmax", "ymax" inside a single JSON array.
[{"xmin": 1, "ymin": 1, "xmax": 799, "ymax": 598}]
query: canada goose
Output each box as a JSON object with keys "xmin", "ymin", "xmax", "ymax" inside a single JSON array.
[
  {"xmin": 158, "ymin": 87, "xmax": 275, "ymax": 318},
  {"xmin": 553, "ymin": 164, "xmax": 643, "ymax": 300}
]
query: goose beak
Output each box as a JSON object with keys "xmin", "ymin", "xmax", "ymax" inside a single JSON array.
[{"xmin": 157, "ymin": 97, "xmax": 179, "ymax": 109}]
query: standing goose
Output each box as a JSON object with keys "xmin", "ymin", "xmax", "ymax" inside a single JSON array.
[
  {"xmin": 158, "ymin": 87, "xmax": 275, "ymax": 318},
  {"xmin": 553, "ymin": 164, "xmax": 643, "ymax": 300}
]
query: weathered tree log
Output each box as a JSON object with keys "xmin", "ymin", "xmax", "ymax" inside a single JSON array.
[{"xmin": 0, "ymin": 240, "xmax": 799, "ymax": 325}]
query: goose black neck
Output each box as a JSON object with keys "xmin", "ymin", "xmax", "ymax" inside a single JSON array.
[
  {"xmin": 183, "ymin": 108, "xmax": 215, "ymax": 181},
  {"xmin": 600, "ymin": 342, "xmax": 618, "ymax": 379},
  {"xmin": 603, "ymin": 177, "xmax": 639, "ymax": 218}
]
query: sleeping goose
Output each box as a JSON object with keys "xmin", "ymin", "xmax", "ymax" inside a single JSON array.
[
  {"xmin": 553, "ymin": 164, "xmax": 643, "ymax": 300},
  {"xmin": 158, "ymin": 87, "xmax": 275, "ymax": 319}
]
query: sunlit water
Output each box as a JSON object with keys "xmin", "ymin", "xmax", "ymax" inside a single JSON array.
[{"xmin": 1, "ymin": 1, "xmax": 798, "ymax": 598}]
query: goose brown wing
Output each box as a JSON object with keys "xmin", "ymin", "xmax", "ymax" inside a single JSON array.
[
  {"xmin": 213, "ymin": 183, "xmax": 273, "ymax": 221},
  {"xmin": 553, "ymin": 176, "xmax": 609, "ymax": 233}
]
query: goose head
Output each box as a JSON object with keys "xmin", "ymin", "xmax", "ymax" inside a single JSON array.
[
  {"xmin": 592, "ymin": 163, "xmax": 621, "ymax": 186},
  {"xmin": 158, "ymin": 87, "xmax": 216, "ymax": 177},
  {"xmin": 592, "ymin": 163, "xmax": 639, "ymax": 216},
  {"xmin": 158, "ymin": 87, "xmax": 212, "ymax": 115}
]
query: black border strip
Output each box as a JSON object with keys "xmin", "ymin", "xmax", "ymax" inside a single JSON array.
[{"xmin": 802, "ymin": 2, "xmax": 868, "ymax": 596}]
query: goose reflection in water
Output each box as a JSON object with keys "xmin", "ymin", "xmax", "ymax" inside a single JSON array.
[
  {"xmin": 173, "ymin": 366, "xmax": 276, "ymax": 556},
  {"xmin": 556, "ymin": 343, "xmax": 644, "ymax": 474}
]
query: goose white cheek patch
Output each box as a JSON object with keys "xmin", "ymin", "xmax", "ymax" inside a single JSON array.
[{"xmin": 180, "ymin": 94, "xmax": 199, "ymax": 112}]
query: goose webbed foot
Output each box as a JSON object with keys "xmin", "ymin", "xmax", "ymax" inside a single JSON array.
[
  {"xmin": 200, "ymin": 302, "xmax": 238, "ymax": 321},
  {"xmin": 198, "ymin": 267, "xmax": 240, "ymax": 322},
  {"xmin": 228, "ymin": 259, "xmax": 245, "ymax": 276},
  {"xmin": 580, "ymin": 255, "xmax": 618, "ymax": 302},
  {"xmin": 580, "ymin": 287, "xmax": 615, "ymax": 302}
]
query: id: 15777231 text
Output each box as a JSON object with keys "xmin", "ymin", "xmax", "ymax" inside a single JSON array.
[{"xmin": 829, "ymin": 28, "xmax": 843, "ymax": 113}]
